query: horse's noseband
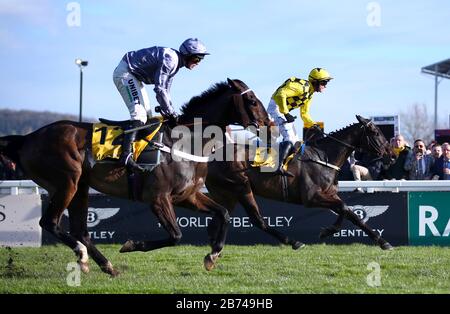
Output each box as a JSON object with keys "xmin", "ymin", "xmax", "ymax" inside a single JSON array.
[
  {"xmin": 238, "ymin": 88, "xmax": 260, "ymax": 129},
  {"xmin": 360, "ymin": 123, "xmax": 384, "ymax": 156}
]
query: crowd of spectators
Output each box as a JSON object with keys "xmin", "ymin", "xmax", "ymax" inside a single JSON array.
[
  {"xmin": 339, "ymin": 134, "xmax": 450, "ymax": 182},
  {"xmin": 0, "ymin": 155, "xmax": 25, "ymax": 180}
]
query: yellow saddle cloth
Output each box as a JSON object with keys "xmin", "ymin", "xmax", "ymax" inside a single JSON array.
[
  {"xmin": 251, "ymin": 147, "xmax": 296, "ymax": 171},
  {"xmin": 92, "ymin": 118, "xmax": 163, "ymax": 161}
]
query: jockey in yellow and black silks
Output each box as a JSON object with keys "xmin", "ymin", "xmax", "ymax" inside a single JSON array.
[{"xmin": 267, "ymin": 67, "xmax": 333, "ymax": 176}]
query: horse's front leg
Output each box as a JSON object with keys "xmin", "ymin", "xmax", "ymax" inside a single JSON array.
[
  {"xmin": 179, "ymin": 192, "xmax": 230, "ymax": 271},
  {"xmin": 120, "ymin": 194, "xmax": 182, "ymax": 253},
  {"xmin": 302, "ymin": 189, "xmax": 346, "ymax": 239},
  {"xmin": 237, "ymin": 192, "xmax": 305, "ymax": 249},
  {"xmin": 340, "ymin": 203, "xmax": 393, "ymax": 250},
  {"xmin": 319, "ymin": 212, "xmax": 345, "ymax": 239}
]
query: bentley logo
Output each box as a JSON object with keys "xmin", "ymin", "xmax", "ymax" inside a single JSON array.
[
  {"xmin": 347, "ymin": 205, "xmax": 389, "ymax": 223},
  {"xmin": 64, "ymin": 207, "xmax": 120, "ymax": 227}
]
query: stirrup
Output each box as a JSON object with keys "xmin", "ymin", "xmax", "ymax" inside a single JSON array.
[{"xmin": 122, "ymin": 153, "xmax": 147, "ymax": 173}]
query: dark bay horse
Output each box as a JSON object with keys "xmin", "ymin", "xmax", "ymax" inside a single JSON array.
[
  {"xmin": 205, "ymin": 115, "xmax": 395, "ymax": 251},
  {"xmin": 0, "ymin": 79, "xmax": 271, "ymax": 276}
]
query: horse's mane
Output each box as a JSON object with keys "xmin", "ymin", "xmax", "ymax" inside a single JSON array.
[
  {"xmin": 180, "ymin": 81, "xmax": 230, "ymax": 118},
  {"xmin": 315, "ymin": 122, "xmax": 359, "ymax": 144},
  {"xmin": 327, "ymin": 122, "xmax": 359, "ymax": 136}
]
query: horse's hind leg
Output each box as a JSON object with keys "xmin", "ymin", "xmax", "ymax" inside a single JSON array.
[
  {"xmin": 183, "ymin": 192, "xmax": 230, "ymax": 271},
  {"xmin": 309, "ymin": 191, "xmax": 393, "ymax": 250},
  {"xmin": 39, "ymin": 176, "xmax": 90, "ymax": 266},
  {"xmin": 120, "ymin": 194, "xmax": 182, "ymax": 253},
  {"xmin": 319, "ymin": 214, "xmax": 344, "ymax": 239},
  {"xmin": 340, "ymin": 205, "xmax": 393, "ymax": 250},
  {"xmin": 237, "ymin": 192, "xmax": 304, "ymax": 249},
  {"xmin": 68, "ymin": 182, "xmax": 119, "ymax": 277}
]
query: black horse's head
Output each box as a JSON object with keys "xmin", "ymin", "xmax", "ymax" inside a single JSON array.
[
  {"xmin": 226, "ymin": 78, "xmax": 272, "ymax": 131},
  {"xmin": 356, "ymin": 115, "xmax": 396, "ymax": 165},
  {"xmin": 179, "ymin": 79, "xmax": 272, "ymax": 132}
]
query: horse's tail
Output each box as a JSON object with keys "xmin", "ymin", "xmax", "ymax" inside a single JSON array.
[{"xmin": 0, "ymin": 135, "xmax": 26, "ymax": 163}]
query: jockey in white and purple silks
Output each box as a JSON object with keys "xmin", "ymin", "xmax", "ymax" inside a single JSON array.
[{"xmin": 113, "ymin": 38, "xmax": 210, "ymax": 172}]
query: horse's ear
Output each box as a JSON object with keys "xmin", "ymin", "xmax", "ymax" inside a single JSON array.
[
  {"xmin": 227, "ymin": 78, "xmax": 239, "ymax": 90},
  {"xmin": 356, "ymin": 115, "xmax": 369, "ymax": 124}
]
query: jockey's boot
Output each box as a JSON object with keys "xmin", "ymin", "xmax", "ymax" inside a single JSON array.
[
  {"xmin": 119, "ymin": 121, "xmax": 146, "ymax": 173},
  {"xmin": 274, "ymin": 141, "xmax": 294, "ymax": 177}
]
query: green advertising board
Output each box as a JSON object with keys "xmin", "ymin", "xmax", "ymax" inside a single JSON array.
[{"xmin": 409, "ymin": 192, "xmax": 450, "ymax": 245}]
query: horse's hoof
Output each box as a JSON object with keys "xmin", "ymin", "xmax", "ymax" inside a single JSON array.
[
  {"xmin": 319, "ymin": 228, "xmax": 330, "ymax": 240},
  {"xmin": 120, "ymin": 240, "xmax": 135, "ymax": 253},
  {"xmin": 319, "ymin": 227, "xmax": 334, "ymax": 239},
  {"xmin": 109, "ymin": 269, "xmax": 120, "ymax": 277},
  {"xmin": 292, "ymin": 241, "xmax": 305, "ymax": 250},
  {"xmin": 101, "ymin": 261, "xmax": 120, "ymax": 277},
  {"xmin": 78, "ymin": 261, "xmax": 90, "ymax": 274},
  {"xmin": 204, "ymin": 254, "xmax": 216, "ymax": 271},
  {"xmin": 381, "ymin": 242, "xmax": 394, "ymax": 251}
]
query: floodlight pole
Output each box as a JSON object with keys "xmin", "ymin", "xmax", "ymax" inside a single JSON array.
[
  {"xmin": 75, "ymin": 59, "xmax": 88, "ymax": 122},
  {"xmin": 79, "ymin": 67, "xmax": 84, "ymax": 122},
  {"xmin": 422, "ymin": 59, "xmax": 450, "ymax": 132},
  {"xmin": 434, "ymin": 64, "xmax": 438, "ymax": 131}
]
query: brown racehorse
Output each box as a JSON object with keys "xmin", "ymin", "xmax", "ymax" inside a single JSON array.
[
  {"xmin": 0, "ymin": 79, "xmax": 271, "ymax": 276},
  {"xmin": 205, "ymin": 115, "xmax": 396, "ymax": 251}
]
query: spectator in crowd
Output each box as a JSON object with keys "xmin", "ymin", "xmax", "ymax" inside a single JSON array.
[
  {"xmin": 351, "ymin": 150, "xmax": 384, "ymax": 181},
  {"xmin": 1, "ymin": 155, "xmax": 12, "ymax": 179},
  {"xmin": 381, "ymin": 134, "xmax": 411, "ymax": 180},
  {"xmin": 431, "ymin": 144, "xmax": 442, "ymax": 160},
  {"xmin": 0, "ymin": 158, "xmax": 5, "ymax": 180},
  {"xmin": 405, "ymin": 139, "xmax": 435, "ymax": 180},
  {"xmin": 0, "ymin": 155, "xmax": 24, "ymax": 180},
  {"xmin": 432, "ymin": 142, "xmax": 450, "ymax": 180},
  {"xmin": 338, "ymin": 152, "xmax": 355, "ymax": 181},
  {"xmin": 426, "ymin": 140, "xmax": 438, "ymax": 155}
]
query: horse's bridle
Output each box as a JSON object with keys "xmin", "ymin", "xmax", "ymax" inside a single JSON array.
[
  {"xmin": 359, "ymin": 121, "xmax": 386, "ymax": 156},
  {"xmin": 233, "ymin": 88, "xmax": 261, "ymax": 130},
  {"xmin": 301, "ymin": 122, "xmax": 387, "ymax": 171}
]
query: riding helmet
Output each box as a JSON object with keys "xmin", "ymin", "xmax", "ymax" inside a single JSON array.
[
  {"xmin": 308, "ymin": 68, "xmax": 333, "ymax": 82},
  {"xmin": 179, "ymin": 38, "xmax": 210, "ymax": 56}
]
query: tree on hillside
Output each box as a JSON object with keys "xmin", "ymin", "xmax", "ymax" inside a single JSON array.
[{"xmin": 399, "ymin": 103, "xmax": 446, "ymax": 145}]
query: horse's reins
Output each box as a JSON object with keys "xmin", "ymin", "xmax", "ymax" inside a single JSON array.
[
  {"xmin": 300, "ymin": 125, "xmax": 361, "ymax": 171},
  {"xmin": 124, "ymin": 120, "xmax": 166, "ymax": 134},
  {"xmin": 302, "ymin": 122, "xmax": 383, "ymax": 171},
  {"xmin": 315, "ymin": 127, "xmax": 355, "ymax": 150},
  {"xmin": 129, "ymin": 88, "xmax": 254, "ymax": 132},
  {"xmin": 137, "ymin": 88, "xmax": 256, "ymax": 163}
]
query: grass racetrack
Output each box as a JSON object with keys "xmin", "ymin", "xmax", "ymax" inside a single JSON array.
[{"xmin": 1, "ymin": 244, "xmax": 449, "ymax": 294}]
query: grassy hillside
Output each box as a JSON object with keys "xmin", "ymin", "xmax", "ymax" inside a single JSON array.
[{"xmin": 0, "ymin": 109, "xmax": 96, "ymax": 136}]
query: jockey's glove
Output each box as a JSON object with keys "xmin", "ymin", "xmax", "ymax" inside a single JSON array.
[
  {"xmin": 311, "ymin": 124, "xmax": 322, "ymax": 131},
  {"xmin": 284, "ymin": 113, "xmax": 296, "ymax": 123},
  {"xmin": 167, "ymin": 113, "xmax": 179, "ymax": 128}
]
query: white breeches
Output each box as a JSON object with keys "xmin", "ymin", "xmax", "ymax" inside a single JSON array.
[
  {"xmin": 267, "ymin": 99, "xmax": 299, "ymax": 143},
  {"xmin": 113, "ymin": 60, "xmax": 151, "ymax": 124}
]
